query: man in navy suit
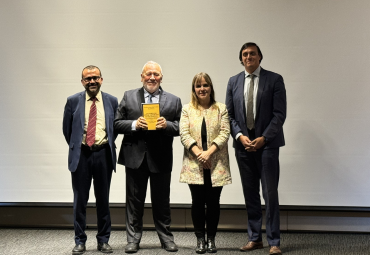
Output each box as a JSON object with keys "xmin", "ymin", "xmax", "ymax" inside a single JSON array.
[
  {"xmin": 63, "ymin": 65, "xmax": 118, "ymax": 255},
  {"xmin": 114, "ymin": 61, "xmax": 182, "ymax": 253},
  {"xmin": 226, "ymin": 43, "xmax": 286, "ymax": 255}
]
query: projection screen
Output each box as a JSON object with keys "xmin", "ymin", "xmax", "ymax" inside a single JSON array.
[{"xmin": 1, "ymin": 0, "xmax": 370, "ymax": 207}]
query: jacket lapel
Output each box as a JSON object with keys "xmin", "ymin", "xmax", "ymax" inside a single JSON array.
[
  {"xmin": 137, "ymin": 87, "xmax": 145, "ymax": 115},
  {"xmin": 101, "ymin": 91, "xmax": 111, "ymax": 128},
  {"xmin": 256, "ymin": 68, "xmax": 266, "ymax": 120},
  {"xmin": 236, "ymin": 72, "xmax": 246, "ymax": 124},
  {"xmin": 79, "ymin": 92, "xmax": 86, "ymax": 131},
  {"xmin": 159, "ymin": 87, "xmax": 166, "ymax": 113}
]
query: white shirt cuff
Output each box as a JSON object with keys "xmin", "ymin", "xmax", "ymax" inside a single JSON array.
[
  {"xmin": 131, "ymin": 120, "xmax": 137, "ymax": 130},
  {"xmin": 236, "ymin": 132, "xmax": 243, "ymax": 141}
]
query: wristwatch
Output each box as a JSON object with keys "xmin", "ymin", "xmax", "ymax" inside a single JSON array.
[{"xmin": 262, "ymin": 136, "xmax": 267, "ymax": 144}]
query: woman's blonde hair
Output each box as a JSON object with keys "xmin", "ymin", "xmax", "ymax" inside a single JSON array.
[{"xmin": 190, "ymin": 72, "xmax": 216, "ymax": 109}]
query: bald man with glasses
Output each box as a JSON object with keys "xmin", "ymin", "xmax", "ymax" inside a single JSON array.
[{"xmin": 63, "ymin": 65, "xmax": 118, "ymax": 255}]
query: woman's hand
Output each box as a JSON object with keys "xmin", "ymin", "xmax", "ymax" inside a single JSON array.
[
  {"xmin": 195, "ymin": 151, "xmax": 211, "ymax": 168},
  {"xmin": 197, "ymin": 151, "xmax": 211, "ymax": 163},
  {"xmin": 191, "ymin": 145, "xmax": 202, "ymax": 157},
  {"xmin": 202, "ymin": 159, "xmax": 211, "ymax": 169}
]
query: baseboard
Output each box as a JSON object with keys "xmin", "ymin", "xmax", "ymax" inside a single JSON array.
[{"xmin": 1, "ymin": 203, "xmax": 370, "ymax": 232}]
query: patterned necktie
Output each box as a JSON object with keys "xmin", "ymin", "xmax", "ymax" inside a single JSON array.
[
  {"xmin": 86, "ymin": 97, "xmax": 97, "ymax": 147},
  {"xmin": 246, "ymin": 74, "xmax": 255, "ymax": 130},
  {"xmin": 147, "ymin": 94, "xmax": 153, "ymax": 103}
]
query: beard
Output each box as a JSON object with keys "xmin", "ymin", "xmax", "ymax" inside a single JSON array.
[
  {"xmin": 143, "ymin": 81, "xmax": 160, "ymax": 94},
  {"xmin": 85, "ymin": 82, "xmax": 101, "ymax": 97}
]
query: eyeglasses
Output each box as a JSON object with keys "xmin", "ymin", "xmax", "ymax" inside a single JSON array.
[{"xmin": 82, "ymin": 76, "xmax": 101, "ymax": 82}]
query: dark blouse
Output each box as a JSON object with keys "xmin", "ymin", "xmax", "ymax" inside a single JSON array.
[
  {"xmin": 201, "ymin": 117, "xmax": 210, "ymax": 172},
  {"xmin": 201, "ymin": 117, "xmax": 207, "ymax": 150}
]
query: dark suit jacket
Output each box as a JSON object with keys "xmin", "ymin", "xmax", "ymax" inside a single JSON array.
[
  {"xmin": 114, "ymin": 87, "xmax": 182, "ymax": 173},
  {"xmin": 63, "ymin": 91, "xmax": 118, "ymax": 172},
  {"xmin": 226, "ymin": 68, "xmax": 286, "ymax": 151}
]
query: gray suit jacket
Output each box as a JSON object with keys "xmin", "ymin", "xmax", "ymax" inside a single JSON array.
[{"xmin": 114, "ymin": 87, "xmax": 182, "ymax": 173}]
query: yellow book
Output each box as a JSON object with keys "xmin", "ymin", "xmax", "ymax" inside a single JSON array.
[{"xmin": 142, "ymin": 103, "xmax": 160, "ymax": 130}]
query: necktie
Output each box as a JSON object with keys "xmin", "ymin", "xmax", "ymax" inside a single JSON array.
[
  {"xmin": 147, "ymin": 94, "xmax": 153, "ymax": 103},
  {"xmin": 86, "ymin": 97, "xmax": 97, "ymax": 147},
  {"xmin": 246, "ymin": 74, "xmax": 255, "ymax": 130}
]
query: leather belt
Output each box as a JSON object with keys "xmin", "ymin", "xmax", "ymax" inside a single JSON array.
[{"xmin": 82, "ymin": 143, "xmax": 108, "ymax": 152}]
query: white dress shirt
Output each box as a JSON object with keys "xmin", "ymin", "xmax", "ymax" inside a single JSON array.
[
  {"xmin": 131, "ymin": 88, "xmax": 161, "ymax": 130},
  {"xmin": 236, "ymin": 65, "xmax": 261, "ymax": 140}
]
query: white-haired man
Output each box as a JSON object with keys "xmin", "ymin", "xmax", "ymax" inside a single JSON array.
[{"xmin": 114, "ymin": 61, "xmax": 182, "ymax": 253}]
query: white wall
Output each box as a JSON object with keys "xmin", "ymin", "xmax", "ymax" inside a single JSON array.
[{"xmin": 0, "ymin": 0, "xmax": 370, "ymax": 206}]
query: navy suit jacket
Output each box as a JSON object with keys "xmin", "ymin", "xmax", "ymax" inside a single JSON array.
[
  {"xmin": 114, "ymin": 87, "xmax": 182, "ymax": 173},
  {"xmin": 63, "ymin": 91, "xmax": 118, "ymax": 172},
  {"xmin": 226, "ymin": 67, "xmax": 286, "ymax": 151}
]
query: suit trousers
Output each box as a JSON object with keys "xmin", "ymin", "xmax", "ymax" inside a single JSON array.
[
  {"xmin": 235, "ymin": 144, "xmax": 280, "ymax": 246},
  {"xmin": 71, "ymin": 144, "xmax": 113, "ymax": 245},
  {"xmin": 125, "ymin": 156, "xmax": 174, "ymax": 244},
  {"xmin": 188, "ymin": 169, "xmax": 223, "ymax": 239}
]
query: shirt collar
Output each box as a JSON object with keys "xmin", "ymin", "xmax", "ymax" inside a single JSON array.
[
  {"xmin": 143, "ymin": 87, "xmax": 161, "ymax": 98},
  {"xmin": 244, "ymin": 65, "xmax": 261, "ymax": 78},
  {"xmin": 86, "ymin": 90, "xmax": 102, "ymax": 102}
]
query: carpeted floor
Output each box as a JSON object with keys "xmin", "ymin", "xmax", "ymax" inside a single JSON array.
[{"xmin": 0, "ymin": 228, "xmax": 369, "ymax": 254}]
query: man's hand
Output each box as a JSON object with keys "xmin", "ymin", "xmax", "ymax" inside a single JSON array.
[
  {"xmin": 250, "ymin": 136, "xmax": 266, "ymax": 150},
  {"xmin": 136, "ymin": 117, "xmax": 148, "ymax": 130},
  {"xmin": 156, "ymin": 117, "xmax": 167, "ymax": 130},
  {"xmin": 239, "ymin": 135, "xmax": 255, "ymax": 151}
]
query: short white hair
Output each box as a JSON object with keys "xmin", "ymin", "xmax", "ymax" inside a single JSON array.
[{"xmin": 141, "ymin": 61, "xmax": 163, "ymax": 75}]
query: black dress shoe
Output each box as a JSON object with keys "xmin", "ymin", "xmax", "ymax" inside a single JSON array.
[
  {"xmin": 97, "ymin": 242, "xmax": 113, "ymax": 253},
  {"xmin": 72, "ymin": 244, "xmax": 86, "ymax": 255},
  {"xmin": 161, "ymin": 241, "xmax": 178, "ymax": 252},
  {"xmin": 207, "ymin": 238, "xmax": 217, "ymax": 253},
  {"xmin": 125, "ymin": 243, "xmax": 140, "ymax": 253},
  {"xmin": 195, "ymin": 238, "xmax": 206, "ymax": 254}
]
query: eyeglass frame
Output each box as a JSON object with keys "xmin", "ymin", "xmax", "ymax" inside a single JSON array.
[{"xmin": 82, "ymin": 76, "xmax": 101, "ymax": 83}]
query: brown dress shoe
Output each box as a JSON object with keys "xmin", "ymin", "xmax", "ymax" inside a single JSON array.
[
  {"xmin": 240, "ymin": 241, "xmax": 263, "ymax": 251},
  {"xmin": 269, "ymin": 246, "xmax": 282, "ymax": 255}
]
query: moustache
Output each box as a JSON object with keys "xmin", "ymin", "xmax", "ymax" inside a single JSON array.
[{"xmin": 86, "ymin": 83, "xmax": 98, "ymax": 88}]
